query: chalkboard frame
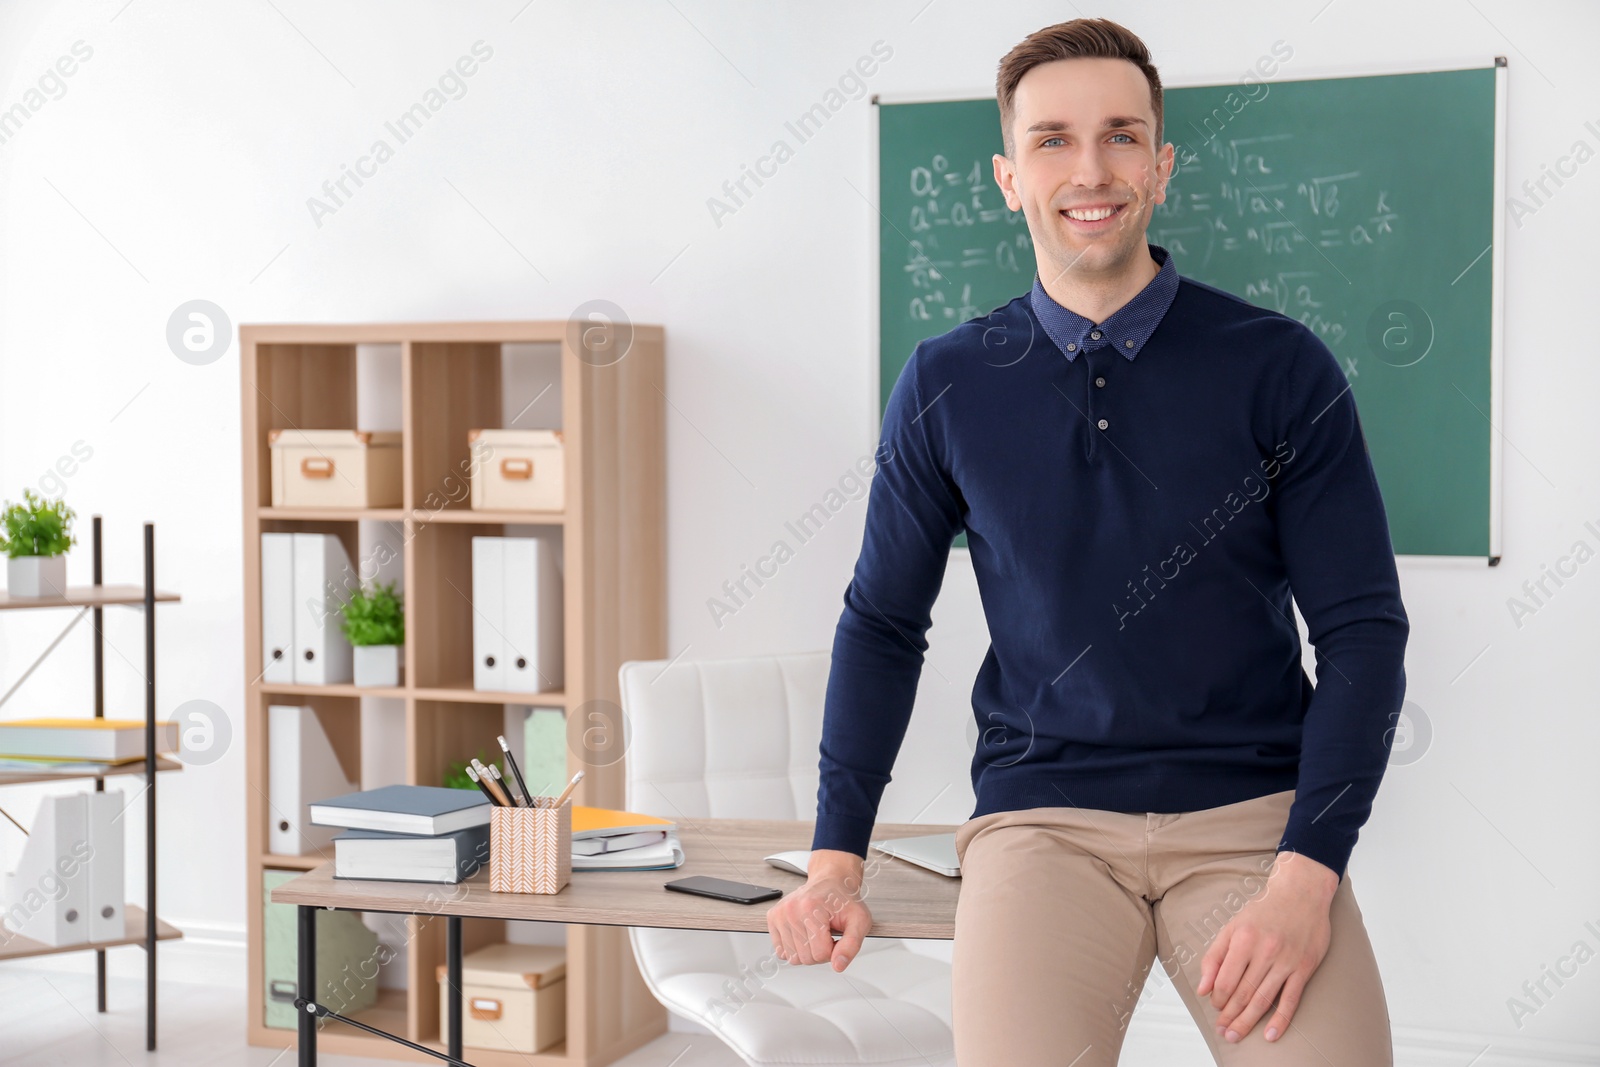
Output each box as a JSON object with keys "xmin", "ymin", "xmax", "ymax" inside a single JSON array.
[{"xmin": 868, "ymin": 56, "xmax": 1507, "ymax": 564}]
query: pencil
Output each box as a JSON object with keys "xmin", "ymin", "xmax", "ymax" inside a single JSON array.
[
  {"xmin": 497, "ymin": 734, "xmax": 532, "ymax": 807},
  {"xmin": 472, "ymin": 759, "xmax": 512, "ymax": 807},
  {"xmin": 551, "ymin": 770, "xmax": 584, "ymax": 809},
  {"xmin": 487, "ymin": 763, "xmax": 522, "ymax": 808},
  {"xmin": 464, "ymin": 764, "xmax": 502, "ymax": 807}
]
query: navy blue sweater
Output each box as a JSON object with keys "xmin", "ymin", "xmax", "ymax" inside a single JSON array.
[{"xmin": 813, "ymin": 244, "xmax": 1409, "ymax": 880}]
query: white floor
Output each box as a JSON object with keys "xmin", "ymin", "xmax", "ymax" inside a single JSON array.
[
  {"xmin": 0, "ymin": 961, "xmax": 745, "ymax": 1067},
  {"xmin": 8, "ymin": 952, "xmax": 1586, "ymax": 1067},
  {"xmin": 0, "ymin": 948, "xmax": 1217, "ymax": 1067}
]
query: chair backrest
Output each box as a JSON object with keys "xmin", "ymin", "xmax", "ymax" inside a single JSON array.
[{"xmin": 617, "ymin": 650, "xmax": 830, "ymax": 821}]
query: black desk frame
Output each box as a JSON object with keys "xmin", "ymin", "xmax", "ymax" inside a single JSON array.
[{"xmin": 295, "ymin": 905, "xmax": 472, "ymax": 1067}]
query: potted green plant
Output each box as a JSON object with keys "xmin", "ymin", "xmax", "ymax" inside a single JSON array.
[
  {"xmin": 1, "ymin": 490, "xmax": 76, "ymax": 598},
  {"xmin": 444, "ymin": 751, "xmax": 500, "ymax": 790},
  {"xmin": 338, "ymin": 580, "xmax": 405, "ymax": 686}
]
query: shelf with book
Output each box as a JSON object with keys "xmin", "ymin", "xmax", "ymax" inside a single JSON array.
[
  {"xmin": 0, "ymin": 755, "xmax": 183, "ymax": 786},
  {"xmin": 242, "ymin": 321, "xmax": 666, "ymax": 1063},
  {"xmin": 0, "ymin": 517, "xmax": 181, "ymax": 1053}
]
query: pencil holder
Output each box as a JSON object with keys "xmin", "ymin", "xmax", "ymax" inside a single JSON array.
[{"xmin": 489, "ymin": 797, "xmax": 572, "ymax": 894}]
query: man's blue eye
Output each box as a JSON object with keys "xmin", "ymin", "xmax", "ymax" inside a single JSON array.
[{"xmin": 1042, "ymin": 133, "xmax": 1133, "ymax": 147}]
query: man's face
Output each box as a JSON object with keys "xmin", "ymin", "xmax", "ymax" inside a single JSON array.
[{"xmin": 994, "ymin": 57, "xmax": 1172, "ymax": 283}]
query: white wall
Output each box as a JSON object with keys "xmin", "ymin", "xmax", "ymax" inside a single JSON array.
[{"xmin": 0, "ymin": 0, "xmax": 1596, "ymax": 1060}]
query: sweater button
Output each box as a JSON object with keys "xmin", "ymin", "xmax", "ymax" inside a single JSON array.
[
  {"xmin": 1097, "ymin": 418, "xmax": 1109, "ymax": 430},
  {"xmin": 1095, "ymin": 376, "xmax": 1106, "ymax": 388}
]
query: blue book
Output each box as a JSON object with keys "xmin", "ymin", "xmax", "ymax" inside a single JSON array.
[
  {"xmin": 308, "ymin": 785, "xmax": 491, "ymax": 836},
  {"xmin": 333, "ymin": 825, "xmax": 491, "ymax": 884}
]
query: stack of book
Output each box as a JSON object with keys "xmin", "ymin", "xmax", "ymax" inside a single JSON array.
[
  {"xmin": 571, "ymin": 807, "xmax": 682, "ymax": 871},
  {"xmin": 0, "ymin": 718, "xmax": 178, "ymax": 774},
  {"xmin": 311, "ymin": 785, "xmax": 492, "ymax": 884},
  {"xmin": 307, "ymin": 785, "xmax": 688, "ymax": 880}
]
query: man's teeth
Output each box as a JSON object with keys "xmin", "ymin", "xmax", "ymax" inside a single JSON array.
[{"xmin": 1065, "ymin": 205, "xmax": 1120, "ymax": 221}]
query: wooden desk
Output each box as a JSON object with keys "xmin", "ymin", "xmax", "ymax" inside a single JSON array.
[{"xmin": 272, "ymin": 818, "xmax": 961, "ymax": 1066}]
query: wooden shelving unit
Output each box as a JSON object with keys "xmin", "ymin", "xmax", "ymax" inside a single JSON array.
[
  {"xmin": 0, "ymin": 517, "xmax": 183, "ymax": 1052},
  {"xmin": 240, "ymin": 321, "xmax": 667, "ymax": 1064}
]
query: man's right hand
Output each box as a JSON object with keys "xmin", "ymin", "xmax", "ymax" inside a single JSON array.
[{"xmin": 766, "ymin": 849, "xmax": 872, "ymax": 972}]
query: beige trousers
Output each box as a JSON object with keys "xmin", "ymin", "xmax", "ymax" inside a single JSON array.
[{"xmin": 950, "ymin": 789, "xmax": 1392, "ymax": 1066}]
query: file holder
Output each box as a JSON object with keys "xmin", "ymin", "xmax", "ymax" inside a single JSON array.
[
  {"xmin": 488, "ymin": 797, "xmax": 571, "ymax": 895},
  {"xmin": 2, "ymin": 791, "xmax": 124, "ymax": 947}
]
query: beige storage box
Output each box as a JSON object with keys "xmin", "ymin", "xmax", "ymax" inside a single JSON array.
[
  {"xmin": 437, "ymin": 942, "xmax": 566, "ymax": 1053},
  {"xmin": 469, "ymin": 428, "xmax": 565, "ymax": 512},
  {"xmin": 269, "ymin": 429, "xmax": 402, "ymax": 508}
]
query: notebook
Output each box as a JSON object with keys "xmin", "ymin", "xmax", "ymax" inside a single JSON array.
[
  {"xmin": 572, "ymin": 830, "xmax": 685, "ymax": 871},
  {"xmin": 309, "ymin": 785, "xmax": 491, "ymax": 836},
  {"xmin": 333, "ymin": 825, "xmax": 490, "ymax": 883},
  {"xmin": 0, "ymin": 718, "xmax": 178, "ymax": 762},
  {"xmin": 571, "ymin": 806, "xmax": 674, "ymax": 840},
  {"xmin": 571, "ymin": 829, "xmax": 668, "ymax": 856}
]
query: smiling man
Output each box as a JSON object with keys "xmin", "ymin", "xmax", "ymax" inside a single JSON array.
[{"xmin": 766, "ymin": 17, "xmax": 1408, "ymax": 1065}]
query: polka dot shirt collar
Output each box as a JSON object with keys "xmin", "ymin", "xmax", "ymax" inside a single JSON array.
[{"xmin": 1029, "ymin": 243, "xmax": 1180, "ymax": 362}]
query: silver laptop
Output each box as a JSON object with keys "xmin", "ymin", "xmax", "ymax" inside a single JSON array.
[{"xmin": 869, "ymin": 832, "xmax": 960, "ymax": 878}]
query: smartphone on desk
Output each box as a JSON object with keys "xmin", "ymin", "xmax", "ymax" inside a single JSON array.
[{"xmin": 663, "ymin": 875, "xmax": 783, "ymax": 905}]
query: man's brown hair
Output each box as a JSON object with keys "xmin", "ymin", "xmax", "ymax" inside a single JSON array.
[{"xmin": 995, "ymin": 18, "xmax": 1163, "ymax": 157}]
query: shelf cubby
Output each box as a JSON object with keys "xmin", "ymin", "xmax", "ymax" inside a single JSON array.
[
  {"xmin": 408, "ymin": 518, "xmax": 563, "ymax": 695},
  {"xmin": 260, "ymin": 696, "xmax": 361, "ymax": 868}
]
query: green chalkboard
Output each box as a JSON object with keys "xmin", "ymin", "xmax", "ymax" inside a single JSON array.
[{"xmin": 876, "ymin": 63, "xmax": 1504, "ymax": 559}]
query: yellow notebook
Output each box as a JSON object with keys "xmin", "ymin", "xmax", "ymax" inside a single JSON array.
[
  {"xmin": 570, "ymin": 805, "xmax": 674, "ymax": 840},
  {"xmin": 0, "ymin": 718, "xmax": 178, "ymax": 762}
]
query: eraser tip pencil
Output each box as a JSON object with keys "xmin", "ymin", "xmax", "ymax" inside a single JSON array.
[
  {"xmin": 551, "ymin": 770, "xmax": 584, "ymax": 809},
  {"xmin": 464, "ymin": 764, "xmax": 502, "ymax": 807},
  {"xmin": 497, "ymin": 734, "xmax": 533, "ymax": 807}
]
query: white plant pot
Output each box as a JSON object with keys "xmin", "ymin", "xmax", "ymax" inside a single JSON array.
[
  {"xmin": 7, "ymin": 555, "xmax": 67, "ymax": 598},
  {"xmin": 353, "ymin": 644, "xmax": 404, "ymax": 687}
]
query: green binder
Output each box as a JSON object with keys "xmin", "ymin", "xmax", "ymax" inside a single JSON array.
[
  {"xmin": 262, "ymin": 869, "xmax": 381, "ymax": 1029},
  {"xmin": 522, "ymin": 707, "xmax": 568, "ymax": 799}
]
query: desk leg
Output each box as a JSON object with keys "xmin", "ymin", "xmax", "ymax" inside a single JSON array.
[
  {"xmin": 298, "ymin": 905, "xmax": 317, "ymax": 1067},
  {"xmin": 446, "ymin": 916, "xmax": 463, "ymax": 1062}
]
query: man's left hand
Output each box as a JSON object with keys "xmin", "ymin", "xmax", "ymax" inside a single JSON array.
[{"xmin": 1195, "ymin": 851, "xmax": 1339, "ymax": 1044}]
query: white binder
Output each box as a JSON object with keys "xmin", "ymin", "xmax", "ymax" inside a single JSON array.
[
  {"xmin": 261, "ymin": 533, "xmax": 296, "ymax": 684},
  {"xmin": 292, "ymin": 533, "xmax": 354, "ymax": 685},
  {"xmin": 2, "ymin": 792, "xmax": 120, "ymax": 947},
  {"xmin": 86, "ymin": 791, "xmax": 125, "ymax": 941},
  {"xmin": 472, "ymin": 537, "xmax": 507, "ymax": 691},
  {"xmin": 503, "ymin": 537, "xmax": 563, "ymax": 693},
  {"xmin": 268, "ymin": 704, "xmax": 359, "ymax": 856}
]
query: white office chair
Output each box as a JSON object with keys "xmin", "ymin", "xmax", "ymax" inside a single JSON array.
[{"xmin": 617, "ymin": 650, "xmax": 955, "ymax": 1067}]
